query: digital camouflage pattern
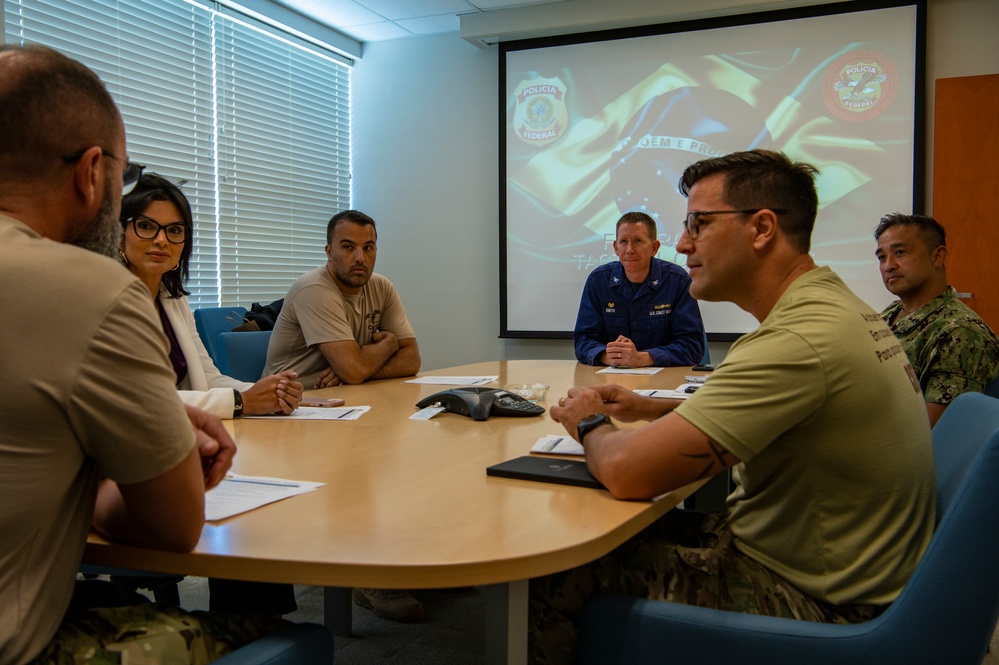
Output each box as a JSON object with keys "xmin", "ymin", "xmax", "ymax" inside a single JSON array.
[
  {"xmin": 528, "ymin": 511, "xmax": 883, "ymax": 665},
  {"xmin": 882, "ymin": 286, "xmax": 999, "ymax": 404},
  {"xmin": 29, "ymin": 580, "xmax": 285, "ymax": 665}
]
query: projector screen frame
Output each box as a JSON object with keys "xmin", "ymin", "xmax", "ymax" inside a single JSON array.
[{"xmin": 498, "ymin": 0, "xmax": 927, "ymax": 342}]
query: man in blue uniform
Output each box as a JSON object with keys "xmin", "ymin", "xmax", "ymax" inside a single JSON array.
[{"xmin": 574, "ymin": 211, "xmax": 705, "ymax": 367}]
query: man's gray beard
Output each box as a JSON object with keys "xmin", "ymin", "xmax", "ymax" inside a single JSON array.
[{"xmin": 71, "ymin": 189, "xmax": 121, "ymax": 259}]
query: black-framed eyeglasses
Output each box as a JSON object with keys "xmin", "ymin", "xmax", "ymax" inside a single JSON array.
[
  {"xmin": 681, "ymin": 208, "xmax": 786, "ymax": 240},
  {"xmin": 125, "ymin": 215, "xmax": 188, "ymax": 244},
  {"xmin": 62, "ymin": 149, "xmax": 145, "ymax": 196}
]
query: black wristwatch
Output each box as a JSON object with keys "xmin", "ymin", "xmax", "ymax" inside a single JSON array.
[
  {"xmin": 232, "ymin": 389, "xmax": 244, "ymax": 418},
  {"xmin": 577, "ymin": 413, "xmax": 613, "ymax": 445}
]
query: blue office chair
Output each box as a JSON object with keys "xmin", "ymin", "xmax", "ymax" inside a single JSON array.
[
  {"xmin": 194, "ymin": 306, "xmax": 247, "ymax": 365},
  {"xmin": 214, "ymin": 622, "xmax": 333, "ymax": 664},
  {"xmin": 984, "ymin": 376, "xmax": 999, "ymax": 398},
  {"xmin": 216, "ymin": 330, "xmax": 272, "ymax": 382},
  {"xmin": 579, "ymin": 391, "xmax": 999, "ymax": 665}
]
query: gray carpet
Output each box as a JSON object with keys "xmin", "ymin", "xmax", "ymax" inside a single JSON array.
[{"xmin": 176, "ymin": 578, "xmax": 486, "ymax": 664}]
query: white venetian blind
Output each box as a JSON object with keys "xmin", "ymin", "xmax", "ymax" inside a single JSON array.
[{"xmin": 2, "ymin": 0, "xmax": 350, "ymax": 308}]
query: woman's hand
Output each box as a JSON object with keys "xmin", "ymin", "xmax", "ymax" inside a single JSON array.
[{"xmin": 240, "ymin": 371, "xmax": 303, "ymax": 415}]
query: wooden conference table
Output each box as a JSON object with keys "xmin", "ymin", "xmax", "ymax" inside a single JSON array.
[{"xmin": 83, "ymin": 359, "xmax": 707, "ymax": 664}]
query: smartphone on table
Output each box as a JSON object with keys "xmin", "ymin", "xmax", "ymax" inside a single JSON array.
[{"xmin": 300, "ymin": 397, "xmax": 345, "ymax": 408}]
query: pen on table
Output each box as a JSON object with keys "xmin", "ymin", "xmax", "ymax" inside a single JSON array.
[
  {"xmin": 336, "ymin": 408, "xmax": 358, "ymax": 419},
  {"xmin": 544, "ymin": 437, "xmax": 564, "ymax": 452},
  {"xmin": 224, "ymin": 476, "xmax": 301, "ymax": 488}
]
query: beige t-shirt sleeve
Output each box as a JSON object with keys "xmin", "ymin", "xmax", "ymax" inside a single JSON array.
[
  {"xmin": 375, "ymin": 279, "xmax": 415, "ymax": 340},
  {"xmin": 69, "ymin": 281, "xmax": 195, "ymax": 484},
  {"xmin": 296, "ymin": 282, "xmax": 356, "ymax": 346}
]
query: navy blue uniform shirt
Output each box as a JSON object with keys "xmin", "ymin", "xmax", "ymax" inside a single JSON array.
[{"xmin": 573, "ymin": 258, "xmax": 705, "ymax": 366}]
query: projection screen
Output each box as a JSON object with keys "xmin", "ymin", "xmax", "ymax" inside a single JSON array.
[{"xmin": 500, "ymin": 0, "xmax": 925, "ymax": 339}]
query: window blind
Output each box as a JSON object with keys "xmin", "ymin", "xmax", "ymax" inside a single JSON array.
[{"xmin": 2, "ymin": 0, "xmax": 350, "ymax": 307}]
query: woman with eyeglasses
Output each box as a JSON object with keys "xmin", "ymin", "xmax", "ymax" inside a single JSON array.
[
  {"xmin": 118, "ymin": 172, "xmax": 299, "ymax": 616},
  {"xmin": 119, "ymin": 173, "xmax": 303, "ymax": 420}
]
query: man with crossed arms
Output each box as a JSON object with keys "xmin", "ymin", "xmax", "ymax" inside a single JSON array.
[{"xmin": 264, "ymin": 208, "xmax": 423, "ymax": 622}]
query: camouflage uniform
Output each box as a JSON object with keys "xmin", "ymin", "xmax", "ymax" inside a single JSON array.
[
  {"xmin": 528, "ymin": 511, "xmax": 882, "ymax": 665},
  {"xmin": 882, "ymin": 286, "xmax": 999, "ymax": 404},
  {"xmin": 28, "ymin": 580, "xmax": 287, "ymax": 665}
]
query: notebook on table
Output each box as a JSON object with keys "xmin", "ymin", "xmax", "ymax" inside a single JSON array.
[{"xmin": 486, "ymin": 455, "xmax": 604, "ymax": 489}]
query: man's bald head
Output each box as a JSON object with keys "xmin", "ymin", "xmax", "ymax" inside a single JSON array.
[{"xmin": 0, "ymin": 45, "xmax": 121, "ymax": 188}]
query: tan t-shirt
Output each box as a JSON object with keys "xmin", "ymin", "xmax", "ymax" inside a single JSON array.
[
  {"xmin": 0, "ymin": 214, "xmax": 196, "ymax": 664},
  {"xmin": 676, "ymin": 267, "xmax": 935, "ymax": 605},
  {"xmin": 264, "ymin": 266, "xmax": 416, "ymax": 387}
]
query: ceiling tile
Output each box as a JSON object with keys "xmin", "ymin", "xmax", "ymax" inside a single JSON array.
[
  {"xmin": 395, "ymin": 13, "xmax": 463, "ymax": 35},
  {"xmin": 346, "ymin": 20, "xmax": 415, "ymax": 41},
  {"xmin": 274, "ymin": 0, "xmax": 383, "ymax": 27},
  {"xmin": 273, "ymin": 0, "xmax": 569, "ymax": 42},
  {"xmin": 469, "ymin": 0, "xmax": 566, "ymax": 9},
  {"xmin": 356, "ymin": 0, "xmax": 478, "ymax": 21}
]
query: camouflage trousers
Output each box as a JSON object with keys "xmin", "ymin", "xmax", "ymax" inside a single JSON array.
[
  {"xmin": 29, "ymin": 579, "xmax": 288, "ymax": 665},
  {"xmin": 528, "ymin": 510, "xmax": 884, "ymax": 665}
]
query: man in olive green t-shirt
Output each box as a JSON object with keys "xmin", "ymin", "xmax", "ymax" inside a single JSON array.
[{"xmin": 534, "ymin": 150, "xmax": 935, "ymax": 665}]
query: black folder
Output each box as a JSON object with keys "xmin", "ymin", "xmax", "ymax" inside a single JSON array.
[{"xmin": 486, "ymin": 455, "xmax": 604, "ymax": 489}]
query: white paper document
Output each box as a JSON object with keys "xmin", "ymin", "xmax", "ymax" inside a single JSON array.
[
  {"xmin": 206, "ymin": 473, "xmax": 324, "ymax": 521},
  {"xmin": 596, "ymin": 367, "xmax": 663, "ymax": 375},
  {"xmin": 634, "ymin": 384, "xmax": 701, "ymax": 400},
  {"xmin": 404, "ymin": 375, "xmax": 498, "ymax": 386},
  {"xmin": 243, "ymin": 406, "xmax": 371, "ymax": 421},
  {"xmin": 530, "ymin": 434, "xmax": 585, "ymax": 456},
  {"xmin": 410, "ymin": 406, "xmax": 446, "ymax": 420}
]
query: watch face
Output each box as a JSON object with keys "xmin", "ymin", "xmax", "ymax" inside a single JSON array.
[{"xmin": 578, "ymin": 414, "xmax": 611, "ymax": 442}]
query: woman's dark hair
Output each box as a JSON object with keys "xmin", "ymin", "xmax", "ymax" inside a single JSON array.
[{"xmin": 120, "ymin": 173, "xmax": 193, "ymax": 298}]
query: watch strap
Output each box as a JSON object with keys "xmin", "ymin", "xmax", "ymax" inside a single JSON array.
[
  {"xmin": 577, "ymin": 413, "xmax": 612, "ymax": 444},
  {"xmin": 233, "ymin": 389, "xmax": 244, "ymax": 418}
]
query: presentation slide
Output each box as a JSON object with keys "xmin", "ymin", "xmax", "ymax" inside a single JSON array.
[{"xmin": 502, "ymin": 2, "xmax": 921, "ymax": 337}]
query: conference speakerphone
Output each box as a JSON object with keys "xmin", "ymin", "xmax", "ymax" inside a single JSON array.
[{"xmin": 416, "ymin": 387, "xmax": 545, "ymax": 421}]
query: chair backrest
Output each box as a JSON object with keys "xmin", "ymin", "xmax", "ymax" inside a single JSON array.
[
  {"xmin": 984, "ymin": 376, "xmax": 999, "ymax": 398},
  {"xmin": 216, "ymin": 330, "xmax": 271, "ymax": 382},
  {"xmin": 876, "ymin": 392, "xmax": 999, "ymax": 663},
  {"xmin": 194, "ymin": 306, "xmax": 246, "ymax": 364}
]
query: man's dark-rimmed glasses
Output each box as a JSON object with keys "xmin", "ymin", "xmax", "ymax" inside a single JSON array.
[
  {"xmin": 62, "ymin": 149, "xmax": 145, "ymax": 196},
  {"xmin": 682, "ymin": 208, "xmax": 786, "ymax": 240}
]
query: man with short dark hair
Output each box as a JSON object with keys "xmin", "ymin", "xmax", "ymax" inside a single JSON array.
[
  {"xmin": 875, "ymin": 212, "xmax": 999, "ymax": 426},
  {"xmin": 574, "ymin": 211, "xmax": 705, "ymax": 367},
  {"xmin": 0, "ymin": 44, "xmax": 281, "ymax": 664},
  {"xmin": 532, "ymin": 150, "xmax": 935, "ymax": 665},
  {"xmin": 264, "ymin": 208, "xmax": 424, "ymax": 622},
  {"xmin": 264, "ymin": 209, "xmax": 420, "ymax": 390}
]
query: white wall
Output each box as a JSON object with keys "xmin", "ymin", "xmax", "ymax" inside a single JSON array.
[
  {"xmin": 351, "ymin": 0, "xmax": 999, "ymax": 372},
  {"xmin": 352, "ymin": 34, "xmax": 575, "ymax": 372}
]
